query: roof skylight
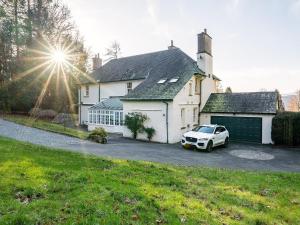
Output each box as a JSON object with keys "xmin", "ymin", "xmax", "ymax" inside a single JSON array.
[
  {"xmin": 169, "ymin": 78, "xmax": 179, "ymax": 83},
  {"xmin": 157, "ymin": 79, "xmax": 167, "ymax": 84}
]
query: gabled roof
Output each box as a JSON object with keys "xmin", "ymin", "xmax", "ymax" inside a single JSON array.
[
  {"xmin": 82, "ymin": 48, "xmax": 205, "ymax": 101},
  {"xmin": 202, "ymin": 92, "xmax": 279, "ymax": 114},
  {"xmin": 120, "ymin": 48, "xmax": 204, "ymax": 100},
  {"xmin": 89, "ymin": 98, "xmax": 123, "ymax": 110}
]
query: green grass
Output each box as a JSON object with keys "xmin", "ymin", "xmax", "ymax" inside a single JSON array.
[
  {"xmin": 2, "ymin": 114, "xmax": 89, "ymax": 139},
  {"xmin": 0, "ymin": 137, "xmax": 300, "ymax": 225}
]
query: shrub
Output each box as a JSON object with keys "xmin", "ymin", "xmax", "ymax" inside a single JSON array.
[
  {"xmin": 38, "ymin": 109, "xmax": 58, "ymax": 120},
  {"xmin": 272, "ymin": 112, "xmax": 300, "ymax": 146},
  {"xmin": 88, "ymin": 128, "xmax": 108, "ymax": 144},
  {"xmin": 124, "ymin": 112, "xmax": 148, "ymax": 139},
  {"xmin": 143, "ymin": 127, "xmax": 156, "ymax": 141},
  {"xmin": 29, "ymin": 108, "xmax": 57, "ymax": 120}
]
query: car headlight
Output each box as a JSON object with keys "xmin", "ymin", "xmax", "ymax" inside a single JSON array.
[{"xmin": 198, "ymin": 138, "xmax": 209, "ymax": 141}]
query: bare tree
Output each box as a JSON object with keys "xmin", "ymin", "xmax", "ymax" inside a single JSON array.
[{"xmin": 105, "ymin": 41, "xmax": 121, "ymax": 60}]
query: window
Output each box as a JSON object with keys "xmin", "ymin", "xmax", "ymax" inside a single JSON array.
[
  {"xmin": 157, "ymin": 79, "xmax": 167, "ymax": 84},
  {"xmin": 189, "ymin": 82, "xmax": 193, "ymax": 96},
  {"xmin": 89, "ymin": 111, "xmax": 92, "ymax": 123},
  {"xmin": 97, "ymin": 111, "xmax": 101, "ymax": 124},
  {"xmin": 85, "ymin": 85, "xmax": 89, "ymax": 97},
  {"xmin": 193, "ymin": 108, "xmax": 198, "ymax": 123},
  {"xmin": 215, "ymin": 127, "xmax": 223, "ymax": 134},
  {"xmin": 127, "ymin": 82, "xmax": 132, "ymax": 94},
  {"xmin": 181, "ymin": 108, "xmax": 185, "ymax": 127},
  {"xmin": 195, "ymin": 78, "xmax": 201, "ymax": 94},
  {"xmin": 88, "ymin": 110, "xmax": 124, "ymax": 126},
  {"xmin": 169, "ymin": 77, "xmax": 179, "ymax": 83}
]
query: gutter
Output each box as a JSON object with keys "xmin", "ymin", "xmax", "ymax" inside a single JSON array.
[{"xmin": 163, "ymin": 101, "xmax": 169, "ymax": 144}]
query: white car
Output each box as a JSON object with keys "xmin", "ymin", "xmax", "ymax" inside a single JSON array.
[{"xmin": 181, "ymin": 124, "xmax": 229, "ymax": 152}]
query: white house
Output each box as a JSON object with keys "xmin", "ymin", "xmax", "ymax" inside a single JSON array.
[{"xmin": 78, "ymin": 30, "xmax": 282, "ymax": 144}]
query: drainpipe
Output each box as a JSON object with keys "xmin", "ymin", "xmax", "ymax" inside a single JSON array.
[
  {"xmin": 79, "ymin": 86, "xmax": 82, "ymax": 124},
  {"xmin": 163, "ymin": 101, "xmax": 169, "ymax": 144},
  {"xmin": 198, "ymin": 78, "xmax": 203, "ymax": 125},
  {"xmin": 97, "ymin": 80, "xmax": 101, "ymax": 102}
]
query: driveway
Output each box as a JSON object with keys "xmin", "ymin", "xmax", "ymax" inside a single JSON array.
[{"xmin": 0, "ymin": 119, "xmax": 300, "ymax": 172}]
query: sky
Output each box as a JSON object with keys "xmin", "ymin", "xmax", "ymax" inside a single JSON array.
[{"xmin": 64, "ymin": 0, "xmax": 300, "ymax": 94}]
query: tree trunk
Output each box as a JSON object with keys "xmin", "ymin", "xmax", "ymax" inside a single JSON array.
[{"xmin": 13, "ymin": 0, "xmax": 19, "ymax": 58}]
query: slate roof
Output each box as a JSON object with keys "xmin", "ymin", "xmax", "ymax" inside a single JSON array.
[
  {"xmin": 89, "ymin": 98, "xmax": 123, "ymax": 110},
  {"xmin": 82, "ymin": 48, "xmax": 205, "ymax": 101},
  {"xmin": 202, "ymin": 92, "xmax": 278, "ymax": 114}
]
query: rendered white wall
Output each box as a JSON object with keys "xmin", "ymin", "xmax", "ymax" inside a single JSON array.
[
  {"xmin": 170, "ymin": 76, "xmax": 201, "ymax": 143},
  {"xmin": 79, "ymin": 80, "xmax": 143, "ymax": 125},
  {"xmin": 99, "ymin": 80, "xmax": 143, "ymax": 101},
  {"xmin": 80, "ymin": 80, "xmax": 143, "ymax": 104},
  {"xmin": 197, "ymin": 53, "xmax": 217, "ymax": 110},
  {"xmin": 123, "ymin": 101, "xmax": 169, "ymax": 143},
  {"xmin": 200, "ymin": 113, "xmax": 275, "ymax": 144}
]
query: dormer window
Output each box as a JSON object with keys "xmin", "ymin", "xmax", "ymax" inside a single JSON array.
[
  {"xmin": 169, "ymin": 77, "xmax": 179, "ymax": 83},
  {"xmin": 157, "ymin": 79, "xmax": 167, "ymax": 84}
]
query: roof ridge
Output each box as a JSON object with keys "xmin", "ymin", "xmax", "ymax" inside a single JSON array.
[
  {"xmin": 107, "ymin": 48, "xmax": 181, "ymax": 63},
  {"xmin": 212, "ymin": 91, "xmax": 277, "ymax": 94}
]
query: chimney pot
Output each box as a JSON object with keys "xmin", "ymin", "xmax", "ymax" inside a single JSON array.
[
  {"xmin": 204, "ymin": 28, "xmax": 207, "ymax": 34},
  {"xmin": 92, "ymin": 53, "xmax": 102, "ymax": 71}
]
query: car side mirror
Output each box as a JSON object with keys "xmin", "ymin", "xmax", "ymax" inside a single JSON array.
[{"xmin": 215, "ymin": 131, "xmax": 220, "ymax": 134}]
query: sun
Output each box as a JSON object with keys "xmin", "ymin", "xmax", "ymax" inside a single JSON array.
[{"xmin": 51, "ymin": 49, "xmax": 67, "ymax": 64}]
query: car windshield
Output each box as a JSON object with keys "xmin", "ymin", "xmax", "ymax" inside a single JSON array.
[{"xmin": 192, "ymin": 126, "xmax": 215, "ymax": 134}]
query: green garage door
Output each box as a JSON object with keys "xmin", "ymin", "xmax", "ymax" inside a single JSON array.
[{"xmin": 211, "ymin": 116, "xmax": 262, "ymax": 143}]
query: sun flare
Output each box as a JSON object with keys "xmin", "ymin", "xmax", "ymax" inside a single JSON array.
[{"xmin": 51, "ymin": 49, "xmax": 67, "ymax": 64}]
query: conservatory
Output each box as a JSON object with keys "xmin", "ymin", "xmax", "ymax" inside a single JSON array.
[{"xmin": 88, "ymin": 98, "xmax": 124, "ymax": 133}]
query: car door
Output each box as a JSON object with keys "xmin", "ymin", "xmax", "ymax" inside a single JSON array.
[
  {"xmin": 213, "ymin": 127, "xmax": 223, "ymax": 145},
  {"xmin": 219, "ymin": 127, "xmax": 227, "ymax": 143}
]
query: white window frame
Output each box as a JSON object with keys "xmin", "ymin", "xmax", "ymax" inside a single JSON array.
[
  {"xmin": 127, "ymin": 82, "xmax": 132, "ymax": 94},
  {"xmin": 88, "ymin": 109, "xmax": 124, "ymax": 126},
  {"xmin": 188, "ymin": 82, "xmax": 193, "ymax": 96}
]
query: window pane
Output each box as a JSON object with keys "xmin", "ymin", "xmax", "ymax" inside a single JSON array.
[
  {"xmin": 93, "ymin": 111, "xmax": 96, "ymax": 124},
  {"xmin": 120, "ymin": 112, "xmax": 123, "ymax": 125},
  {"xmin": 97, "ymin": 111, "xmax": 100, "ymax": 124},
  {"xmin": 101, "ymin": 113, "xmax": 105, "ymax": 124},
  {"xmin": 105, "ymin": 114, "xmax": 109, "ymax": 125},
  {"xmin": 89, "ymin": 112, "xmax": 92, "ymax": 123},
  {"xmin": 109, "ymin": 111, "xmax": 114, "ymax": 125},
  {"xmin": 115, "ymin": 111, "xmax": 120, "ymax": 125}
]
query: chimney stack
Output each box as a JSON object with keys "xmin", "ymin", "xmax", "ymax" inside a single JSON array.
[
  {"xmin": 197, "ymin": 29, "xmax": 213, "ymax": 76},
  {"xmin": 168, "ymin": 40, "xmax": 176, "ymax": 50},
  {"xmin": 92, "ymin": 53, "xmax": 102, "ymax": 71},
  {"xmin": 197, "ymin": 28, "xmax": 212, "ymax": 56}
]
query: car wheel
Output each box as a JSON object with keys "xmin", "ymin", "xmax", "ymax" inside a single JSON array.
[
  {"xmin": 223, "ymin": 137, "xmax": 229, "ymax": 148},
  {"xmin": 206, "ymin": 141, "xmax": 213, "ymax": 152}
]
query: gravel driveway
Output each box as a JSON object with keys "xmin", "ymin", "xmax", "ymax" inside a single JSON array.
[{"xmin": 1, "ymin": 119, "xmax": 300, "ymax": 172}]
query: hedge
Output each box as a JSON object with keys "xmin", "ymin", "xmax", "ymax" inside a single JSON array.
[{"xmin": 272, "ymin": 112, "xmax": 300, "ymax": 146}]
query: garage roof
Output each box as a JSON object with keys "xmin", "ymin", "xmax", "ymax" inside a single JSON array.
[{"xmin": 202, "ymin": 92, "xmax": 279, "ymax": 114}]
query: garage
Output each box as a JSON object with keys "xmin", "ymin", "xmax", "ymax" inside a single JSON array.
[
  {"xmin": 211, "ymin": 116, "xmax": 262, "ymax": 143},
  {"xmin": 201, "ymin": 92, "xmax": 283, "ymax": 144}
]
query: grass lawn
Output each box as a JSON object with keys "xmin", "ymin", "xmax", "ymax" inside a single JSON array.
[
  {"xmin": 1, "ymin": 114, "xmax": 89, "ymax": 139},
  {"xmin": 0, "ymin": 137, "xmax": 300, "ymax": 225}
]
